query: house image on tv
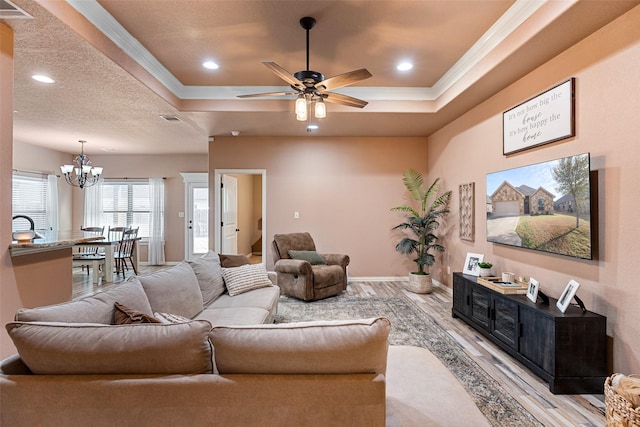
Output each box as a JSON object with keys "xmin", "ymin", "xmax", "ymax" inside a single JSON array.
[
  {"xmin": 554, "ymin": 192, "xmax": 590, "ymax": 214},
  {"xmin": 489, "ymin": 181, "xmax": 555, "ymax": 216}
]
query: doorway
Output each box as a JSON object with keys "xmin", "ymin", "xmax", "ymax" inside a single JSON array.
[
  {"xmin": 180, "ymin": 173, "xmax": 209, "ymax": 260},
  {"xmin": 214, "ymin": 169, "xmax": 266, "ymax": 264}
]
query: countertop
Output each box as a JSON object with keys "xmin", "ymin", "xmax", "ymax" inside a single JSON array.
[{"xmin": 9, "ymin": 231, "xmax": 104, "ymax": 256}]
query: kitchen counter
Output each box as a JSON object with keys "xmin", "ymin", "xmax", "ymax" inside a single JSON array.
[{"xmin": 9, "ymin": 231, "xmax": 104, "ymax": 256}]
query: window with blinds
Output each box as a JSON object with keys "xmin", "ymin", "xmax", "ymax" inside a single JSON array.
[
  {"xmin": 102, "ymin": 182, "xmax": 150, "ymax": 237},
  {"xmin": 12, "ymin": 174, "xmax": 48, "ymax": 232}
]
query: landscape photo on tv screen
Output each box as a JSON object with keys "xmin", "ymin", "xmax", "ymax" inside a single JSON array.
[{"xmin": 486, "ymin": 153, "xmax": 592, "ymax": 259}]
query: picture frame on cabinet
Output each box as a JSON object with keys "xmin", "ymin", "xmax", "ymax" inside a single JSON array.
[
  {"xmin": 527, "ymin": 277, "xmax": 540, "ymax": 303},
  {"xmin": 556, "ymin": 279, "xmax": 580, "ymax": 313},
  {"xmin": 462, "ymin": 253, "xmax": 484, "ymax": 276}
]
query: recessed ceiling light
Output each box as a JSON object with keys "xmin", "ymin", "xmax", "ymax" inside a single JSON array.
[
  {"xmin": 202, "ymin": 61, "xmax": 219, "ymax": 70},
  {"xmin": 32, "ymin": 74, "xmax": 55, "ymax": 83},
  {"xmin": 307, "ymin": 125, "xmax": 319, "ymax": 132},
  {"xmin": 396, "ymin": 62, "xmax": 413, "ymax": 71}
]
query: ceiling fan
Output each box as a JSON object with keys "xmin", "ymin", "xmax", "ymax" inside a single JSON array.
[{"xmin": 238, "ymin": 16, "xmax": 372, "ymax": 118}]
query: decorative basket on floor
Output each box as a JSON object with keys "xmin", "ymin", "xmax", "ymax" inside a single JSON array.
[{"xmin": 605, "ymin": 374, "xmax": 640, "ymax": 427}]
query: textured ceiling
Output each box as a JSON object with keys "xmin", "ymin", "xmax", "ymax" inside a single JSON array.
[{"xmin": 3, "ymin": 0, "xmax": 639, "ymax": 155}]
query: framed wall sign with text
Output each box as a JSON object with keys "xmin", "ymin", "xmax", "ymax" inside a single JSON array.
[{"xmin": 503, "ymin": 78, "xmax": 575, "ymax": 155}]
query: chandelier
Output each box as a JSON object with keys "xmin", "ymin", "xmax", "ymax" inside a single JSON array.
[{"xmin": 60, "ymin": 140, "xmax": 103, "ymax": 189}]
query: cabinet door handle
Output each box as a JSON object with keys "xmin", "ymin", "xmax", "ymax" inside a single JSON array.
[
  {"xmin": 519, "ymin": 323, "xmax": 523, "ymax": 338},
  {"xmin": 466, "ymin": 295, "xmax": 470, "ymax": 305}
]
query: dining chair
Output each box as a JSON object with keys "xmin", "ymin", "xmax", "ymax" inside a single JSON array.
[
  {"xmin": 114, "ymin": 226, "xmax": 139, "ymax": 276},
  {"xmin": 72, "ymin": 226, "xmax": 106, "ymax": 284},
  {"xmin": 74, "ymin": 226, "xmax": 105, "ymax": 275}
]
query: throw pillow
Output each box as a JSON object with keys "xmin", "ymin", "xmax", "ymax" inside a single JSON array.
[
  {"xmin": 187, "ymin": 250, "xmax": 226, "ymax": 306},
  {"xmin": 288, "ymin": 250, "xmax": 327, "ymax": 265},
  {"xmin": 219, "ymin": 254, "xmax": 251, "ymax": 268},
  {"xmin": 138, "ymin": 262, "xmax": 204, "ymax": 318},
  {"xmin": 154, "ymin": 312, "xmax": 192, "ymax": 324},
  {"xmin": 113, "ymin": 302, "xmax": 161, "ymax": 324},
  {"xmin": 6, "ymin": 320, "xmax": 215, "ymax": 375},
  {"xmin": 222, "ymin": 263, "xmax": 273, "ymax": 297}
]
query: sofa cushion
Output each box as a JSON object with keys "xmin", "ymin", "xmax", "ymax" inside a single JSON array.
[
  {"xmin": 219, "ymin": 254, "xmax": 251, "ymax": 268},
  {"xmin": 210, "ymin": 317, "xmax": 390, "ymax": 375},
  {"xmin": 113, "ymin": 302, "xmax": 161, "ymax": 324},
  {"xmin": 138, "ymin": 262, "xmax": 204, "ymax": 318},
  {"xmin": 209, "ymin": 286, "xmax": 279, "ymax": 312},
  {"xmin": 187, "ymin": 250, "xmax": 226, "ymax": 306},
  {"xmin": 14, "ymin": 277, "xmax": 153, "ymax": 324},
  {"xmin": 222, "ymin": 263, "xmax": 273, "ymax": 296},
  {"xmin": 6, "ymin": 320, "xmax": 215, "ymax": 375},
  {"xmin": 196, "ymin": 307, "xmax": 272, "ymax": 327},
  {"xmin": 288, "ymin": 250, "xmax": 327, "ymax": 265}
]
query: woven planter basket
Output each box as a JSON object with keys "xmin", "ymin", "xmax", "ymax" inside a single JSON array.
[{"xmin": 605, "ymin": 374, "xmax": 640, "ymax": 427}]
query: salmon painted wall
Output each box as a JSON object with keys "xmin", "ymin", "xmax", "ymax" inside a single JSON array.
[
  {"xmin": 427, "ymin": 6, "xmax": 640, "ymax": 374},
  {"xmin": 209, "ymin": 136, "xmax": 429, "ymax": 276},
  {"xmin": 1, "ymin": 22, "xmax": 17, "ymax": 359}
]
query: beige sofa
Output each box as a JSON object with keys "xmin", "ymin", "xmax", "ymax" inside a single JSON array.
[{"xmin": 0, "ymin": 252, "xmax": 390, "ymax": 426}]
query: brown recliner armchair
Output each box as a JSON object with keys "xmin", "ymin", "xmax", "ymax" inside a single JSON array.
[{"xmin": 272, "ymin": 232, "xmax": 350, "ymax": 301}]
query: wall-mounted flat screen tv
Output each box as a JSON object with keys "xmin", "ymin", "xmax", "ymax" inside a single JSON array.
[{"xmin": 486, "ymin": 153, "xmax": 592, "ymax": 260}]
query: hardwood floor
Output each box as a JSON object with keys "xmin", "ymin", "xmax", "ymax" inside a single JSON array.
[{"xmin": 72, "ymin": 268, "xmax": 606, "ymax": 426}]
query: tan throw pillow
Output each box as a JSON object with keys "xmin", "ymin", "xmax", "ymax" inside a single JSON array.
[
  {"xmin": 187, "ymin": 250, "xmax": 226, "ymax": 306},
  {"xmin": 138, "ymin": 262, "xmax": 204, "ymax": 319},
  {"xmin": 219, "ymin": 254, "xmax": 251, "ymax": 268},
  {"xmin": 222, "ymin": 263, "xmax": 273, "ymax": 296},
  {"xmin": 113, "ymin": 302, "xmax": 161, "ymax": 324},
  {"xmin": 6, "ymin": 321, "xmax": 215, "ymax": 375},
  {"xmin": 210, "ymin": 317, "xmax": 390, "ymax": 375},
  {"xmin": 154, "ymin": 312, "xmax": 192, "ymax": 324}
]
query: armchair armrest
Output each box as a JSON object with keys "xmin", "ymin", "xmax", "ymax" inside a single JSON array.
[
  {"xmin": 274, "ymin": 259, "xmax": 313, "ymax": 276},
  {"xmin": 321, "ymin": 254, "xmax": 350, "ymax": 269}
]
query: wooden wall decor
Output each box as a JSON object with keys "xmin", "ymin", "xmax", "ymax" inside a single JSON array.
[{"xmin": 459, "ymin": 182, "xmax": 475, "ymax": 241}]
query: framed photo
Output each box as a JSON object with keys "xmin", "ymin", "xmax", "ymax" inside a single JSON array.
[
  {"xmin": 556, "ymin": 279, "xmax": 580, "ymax": 313},
  {"xmin": 463, "ymin": 253, "xmax": 484, "ymax": 276},
  {"xmin": 503, "ymin": 78, "xmax": 575, "ymax": 155},
  {"xmin": 526, "ymin": 277, "xmax": 540, "ymax": 303},
  {"xmin": 459, "ymin": 182, "xmax": 475, "ymax": 241}
]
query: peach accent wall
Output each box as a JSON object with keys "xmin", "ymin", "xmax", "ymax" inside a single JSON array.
[
  {"xmin": 427, "ymin": 6, "xmax": 640, "ymax": 374},
  {"xmin": 209, "ymin": 136, "xmax": 429, "ymax": 275},
  {"xmin": 1, "ymin": 22, "xmax": 17, "ymax": 359}
]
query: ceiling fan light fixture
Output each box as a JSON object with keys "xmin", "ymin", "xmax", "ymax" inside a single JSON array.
[
  {"xmin": 314, "ymin": 99, "xmax": 326, "ymax": 118},
  {"xmin": 295, "ymin": 95, "xmax": 307, "ymax": 121}
]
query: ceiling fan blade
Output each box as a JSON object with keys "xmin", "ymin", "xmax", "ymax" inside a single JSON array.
[
  {"xmin": 237, "ymin": 91, "xmax": 298, "ymax": 99},
  {"xmin": 323, "ymin": 92, "xmax": 368, "ymax": 108},
  {"xmin": 315, "ymin": 69, "xmax": 372, "ymax": 92},
  {"xmin": 262, "ymin": 62, "xmax": 304, "ymax": 89}
]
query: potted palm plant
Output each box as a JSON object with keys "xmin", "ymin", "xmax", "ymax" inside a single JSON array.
[{"xmin": 391, "ymin": 169, "xmax": 452, "ymax": 294}]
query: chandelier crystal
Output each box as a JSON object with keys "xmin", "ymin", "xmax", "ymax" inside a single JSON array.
[{"xmin": 60, "ymin": 140, "xmax": 103, "ymax": 189}]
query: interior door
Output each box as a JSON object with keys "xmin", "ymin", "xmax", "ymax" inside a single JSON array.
[
  {"xmin": 187, "ymin": 182, "xmax": 209, "ymax": 259},
  {"xmin": 221, "ymin": 174, "xmax": 238, "ymax": 254}
]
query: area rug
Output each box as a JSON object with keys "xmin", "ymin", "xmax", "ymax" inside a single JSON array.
[{"xmin": 274, "ymin": 293, "xmax": 543, "ymax": 427}]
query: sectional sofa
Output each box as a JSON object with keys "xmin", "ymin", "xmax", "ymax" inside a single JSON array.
[{"xmin": 0, "ymin": 252, "xmax": 390, "ymax": 426}]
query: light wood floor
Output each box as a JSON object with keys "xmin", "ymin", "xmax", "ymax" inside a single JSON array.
[{"xmin": 72, "ymin": 268, "xmax": 605, "ymax": 426}]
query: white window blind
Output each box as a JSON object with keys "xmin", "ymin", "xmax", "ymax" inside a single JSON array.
[
  {"xmin": 102, "ymin": 182, "xmax": 151, "ymax": 237},
  {"xmin": 12, "ymin": 174, "xmax": 48, "ymax": 232}
]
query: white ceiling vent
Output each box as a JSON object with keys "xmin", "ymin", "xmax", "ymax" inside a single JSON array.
[
  {"xmin": 160, "ymin": 114, "xmax": 181, "ymax": 122},
  {"xmin": 0, "ymin": 0, "xmax": 33, "ymax": 19}
]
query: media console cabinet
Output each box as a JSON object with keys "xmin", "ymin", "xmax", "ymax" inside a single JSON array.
[{"xmin": 452, "ymin": 272, "xmax": 607, "ymax": 394}]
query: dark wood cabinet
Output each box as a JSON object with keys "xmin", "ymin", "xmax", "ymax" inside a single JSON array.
[{"xmin": 452, "ymin": 272, "xmax": 607, "ymax": 394}]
